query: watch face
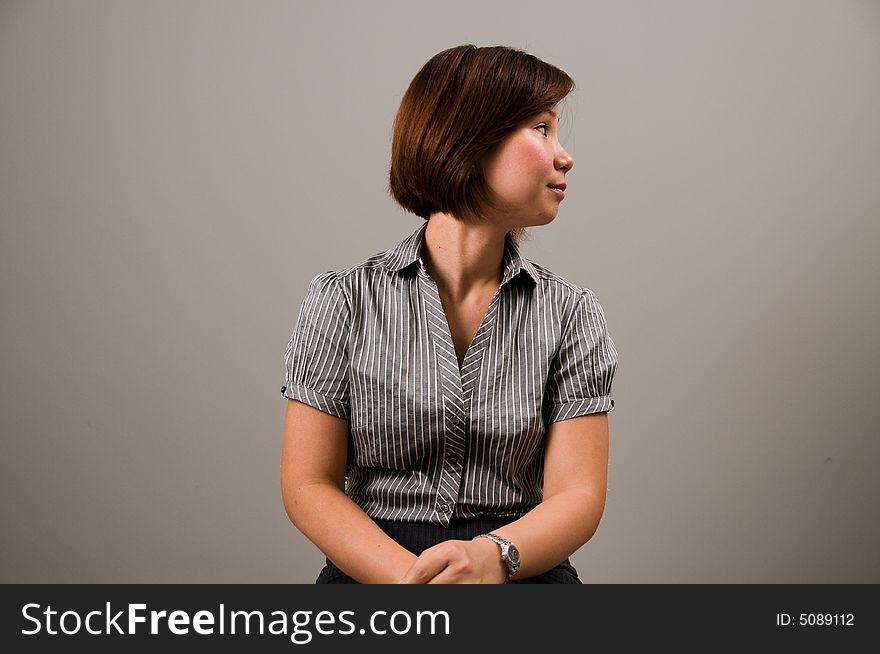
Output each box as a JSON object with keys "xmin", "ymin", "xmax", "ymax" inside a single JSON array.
[{"xmin": 508, "ymin": 545, "xmax": 521, "ymax": 566}]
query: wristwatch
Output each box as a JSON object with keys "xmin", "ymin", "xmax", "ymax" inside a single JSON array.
[{"xmin": 476, "ymin": 532, "xmax": 520, "ymax": 582}]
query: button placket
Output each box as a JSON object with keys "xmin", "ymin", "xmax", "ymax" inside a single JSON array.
[{"xmin": 419, "ymin": 272, "xmax": 487, "ymax": 526}]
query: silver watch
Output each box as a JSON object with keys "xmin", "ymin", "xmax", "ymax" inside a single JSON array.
[{"xmin": 476, "ymin": 532, "xmax": 520, "ymax": 582}]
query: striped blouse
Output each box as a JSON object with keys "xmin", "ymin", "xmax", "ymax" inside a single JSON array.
[{"xmin": 281, "ymin": 220, "xmax": 618, "ymax": 527}]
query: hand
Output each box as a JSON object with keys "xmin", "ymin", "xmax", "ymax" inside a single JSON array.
[{"xmin": 398, "ymin": 537, "xmax": 508, "ymax": 584}]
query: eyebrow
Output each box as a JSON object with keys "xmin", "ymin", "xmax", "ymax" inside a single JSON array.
[{"xmin": 541, "ymin": 109, "xmax": 561, "ymax": 124}]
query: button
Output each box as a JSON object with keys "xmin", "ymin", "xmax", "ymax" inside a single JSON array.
[
  {"xmin": 280, "ymin": 386, "xmax": 287, "ymax": 393},
  {"xmin": 438, "ymin": 502, "xmax": 450, "ymax": 513}
]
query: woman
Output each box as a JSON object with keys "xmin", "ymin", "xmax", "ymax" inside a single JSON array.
[{"xmin": 280, "ymin": 44, "xmax": 618, "ymax": 584}]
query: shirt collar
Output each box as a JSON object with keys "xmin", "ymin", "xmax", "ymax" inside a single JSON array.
[{"xmin": 382, "ymin": 220, "xmax": 539, "ymax": 287}]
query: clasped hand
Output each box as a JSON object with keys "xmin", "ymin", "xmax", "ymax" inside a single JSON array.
[{"xmin": 397, "ymin": 537, "xmax": 508, "ymax": 584}]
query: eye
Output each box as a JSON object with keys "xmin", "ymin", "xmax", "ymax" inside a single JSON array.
[{"xmin": 536, "ymin": 123, "xmax": 549, "ymax": 137}]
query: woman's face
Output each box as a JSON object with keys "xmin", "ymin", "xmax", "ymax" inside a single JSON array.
[{"xmin": 481, "ymin": 105, "xmax": 574, "ymax": 227}]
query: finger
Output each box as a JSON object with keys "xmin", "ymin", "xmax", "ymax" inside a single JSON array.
[
  {"xmin": 426, "ymin": 569, "xmax": 461, "ymax": 584},
  {"xmin": 400, "ymin": 554, "xmax": 449, "ymax": 584}
]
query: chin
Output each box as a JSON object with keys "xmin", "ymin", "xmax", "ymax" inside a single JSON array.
[{"xmin": 513, "ymin": 209, "xmax": 557, "ymax": 229}]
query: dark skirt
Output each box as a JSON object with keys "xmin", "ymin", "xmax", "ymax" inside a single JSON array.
[{"xmin": 315, "ymin": 514, "xmax": 582, "ymax": 584}]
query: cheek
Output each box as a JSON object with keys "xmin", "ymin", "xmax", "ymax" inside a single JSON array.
[
  {"xmin": 514, "ymin": 141, "xmax": 550, "ymax": 172},
  {"xmin": 494, "ymin": 143, "xmax": 551, "ymax": 190}
]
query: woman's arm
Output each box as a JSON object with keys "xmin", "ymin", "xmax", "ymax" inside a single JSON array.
[
  {"xmin": 280, "ymin": 399, "xmax": 418, "ymax": 583},
  {"xmin": 400, "ymin": 411, "xmax": 608, "ymax": 583},
  {"xmin": 491, "ymin": 411, "xmax": 609, "ymax": 580}
]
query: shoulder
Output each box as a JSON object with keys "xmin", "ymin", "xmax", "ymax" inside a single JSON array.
[
  {"xmin": 329, "ymin": 239, "xmax": 421, "ymax": 306},
  {"xmin": 336, "ymin": 255, "xmax": 389, "ymax": 280},
  {"xmin": 304, "ymin": 269, "xmax": 346, "ymax": 297},
  {"xmin": 311, "ymin": 246, "xmax": 399, "ymax": 297},
  {"xmin": 302, "ymin": 244, "xmax": 400, "ymax": 319},
  {"xmin": 525, "ymin": 258, "xmax": 601, "ymax": 308},
  {"xmin": 332, "ymin": 232, "xmax": 408, "ymax": 280},
  {"xmin": 520, "ymin": 259, "xmax": 614, "ymax": 342},
  {"xmin": 301, "ymin": 270, "xmax": 351, "ymax": 320}
]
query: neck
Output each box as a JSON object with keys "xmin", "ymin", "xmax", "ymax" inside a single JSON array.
[{"xmin": 421, "ymin": 213, "xmax": 507, "ymax": 301}]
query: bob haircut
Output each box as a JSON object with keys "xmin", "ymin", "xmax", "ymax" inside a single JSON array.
[{"xmin": 388, "ymin": 44, "xmax": 575, "ymax": 245}]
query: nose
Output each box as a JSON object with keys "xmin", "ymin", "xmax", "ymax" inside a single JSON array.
[{"xmin": 555, "ymin": 145, "xmax": 574, "ymax": 173}]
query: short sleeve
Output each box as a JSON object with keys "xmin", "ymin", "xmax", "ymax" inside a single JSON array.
[
  {"xmin": 280, "ymin": 271, "xmax": 351, "ymax": 420},
  {"xmin": 543, "ymin": 288, "xmax": 619, "ymax": 424}
]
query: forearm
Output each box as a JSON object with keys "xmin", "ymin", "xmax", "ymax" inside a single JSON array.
[
  {"xmin": 285, "ymin": 482, "xmax": 417, "ymax": 583},
  {"xmin": 490, "ymin": 488, "xmax": 605, "ymax": 581}
]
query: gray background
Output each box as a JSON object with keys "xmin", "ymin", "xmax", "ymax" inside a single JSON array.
[{"xmin": 1, "ymin": 0, "xmax": 878, "ymax": 583}]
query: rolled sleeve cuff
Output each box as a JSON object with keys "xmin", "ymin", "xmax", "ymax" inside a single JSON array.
[
  {"xmin": 546, "ymin": 396, "xmax": 615, "ymax": 423},
  {"xmin": 280, "ymin": 382, "xmax": 349, "ymax": 420}
]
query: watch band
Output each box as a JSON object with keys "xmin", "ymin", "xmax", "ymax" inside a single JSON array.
[{"xmin": 476, "ymin": 532, "xmax": 520, "ymax": 582}]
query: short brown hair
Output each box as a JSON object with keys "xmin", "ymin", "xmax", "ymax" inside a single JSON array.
[{"xmin": 388, "ymin": 44, "xmax": 575, "ymax": 245}]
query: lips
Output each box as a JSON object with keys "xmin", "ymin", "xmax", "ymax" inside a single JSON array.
[{"xmin": 548, "ymin": 183, "xmax": 566, "ymax": 199}]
